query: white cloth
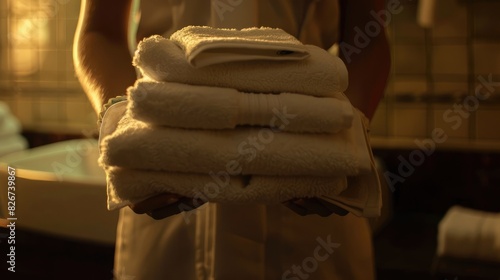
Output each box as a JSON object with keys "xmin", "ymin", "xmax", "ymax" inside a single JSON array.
[
  {"xmin": 170, "ymin": 26, "xmax": 309, "ymax": 67},
  {"xmin": 0, "ymin": 115, "xmax": 22, "ymax": 137},
  {"xmin": 100, "ymin": 102, "xmax": 381, "ymax": 217},
  {"xmin": 0, "ymin": 104, "xmax": 27, "ymax": 156},
  {"xmin": 133, "ymin": 36, "xmax": 348, "ymax": 97},
  {"xmin": 106, "ymin": 166, "xmax": 348, "ymax": 210},
  {"xmin": 128, "ymin": 79, "xmax": 354, "ymax": 134},
  {"xmin": 99, "ymin": 110, "xmax": 371, "ymax": 177},
  {"xmin": 0, "ymin": 101, "xmax": 11, "ymax": 125},
  {"xmin": 115, "ymin": 203, "xmax": 376, "ymax": 280},
  {"xmin": 437, "ymin": 206, "xmax": 500, "ymax": 263},
  {"xmin": 0, "ymin": 135, "xmax": 28, "ymax": 157}
]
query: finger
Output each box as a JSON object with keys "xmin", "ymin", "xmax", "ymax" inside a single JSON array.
[
  {"xmin": 284, "ymin": 200, "xmax": 309, "ymax": 216},
  {"xmin": 317, "ymin": 199, "xmax": 349, "ymax": 216},
  {"xmin": 301, "ymin": 198, "xmax": 332, "ymax": 217},
  {"xmin": 184, "ymin": 196, "xmax": 207, "ymax": 209},
  {"xmin": 148, "ymin": 197, "xmax": 204, "ymax": 220},
  {"xmin": 130, "ymin": 193, "xmax": 180, "ymax": 214},
  {"xmin": 148, "ymin": 202, "xmax": 183, "ymax": 220}
]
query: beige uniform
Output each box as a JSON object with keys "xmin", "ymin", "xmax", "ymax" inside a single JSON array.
[{"xmin": 114, "ymin": 1, "xmax": 376, "ymax": 279}]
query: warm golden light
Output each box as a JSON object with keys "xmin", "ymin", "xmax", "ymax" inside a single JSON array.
[{"xmin": 8, "ymin": 0, "xmax": 51, "ymax": 76}]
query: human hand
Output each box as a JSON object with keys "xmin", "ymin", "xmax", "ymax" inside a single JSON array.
[
  {"xmin": 129, "ymin": 193, "xmax": 206, "ymax": 220},
  {"xmin": 284, "ymin": 197, "xmax": 348, "ymax": 217}
]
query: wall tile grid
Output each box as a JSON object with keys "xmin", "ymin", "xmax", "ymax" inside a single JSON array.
[
  {"xmin": 372, "ymin": 0, "xmax": 500, "ymax": 148},
  {"xmin": 0, "ymin": 0, "xmax": 96, "ymax": 134}
]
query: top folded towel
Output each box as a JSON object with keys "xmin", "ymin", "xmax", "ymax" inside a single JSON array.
[
  {"xmin": 133, "ymin": 35, "xmax": 348, "ymax": 97},
  {"xmin": 170, "ymin": 26, "xmax": 310, "ymax": 67}
]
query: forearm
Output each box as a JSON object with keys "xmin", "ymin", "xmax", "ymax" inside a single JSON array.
[
  {"xmin": 338, "ymin": 0, "xmax": 391, "ymax": 120},
  {"xmin": 342, "ymin": 35, "xmax": 390, "ymax": 119},
  {"xmin": 73, "ymin": 0, "xmax": 136, "ymax": 114}
]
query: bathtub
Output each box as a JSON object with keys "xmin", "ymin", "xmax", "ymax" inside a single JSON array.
[{"xmin": 0, "ymin": 139, "xmax": 118, "ymax": 245}]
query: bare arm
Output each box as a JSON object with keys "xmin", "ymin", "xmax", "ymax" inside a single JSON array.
[
  {"xmin": 74, "ymin": 0, "xmax": 197, "ymax": 219},
  {"xmin": 338, "ymin": 0, "xmax": 391, "ymax": 119},
  {"xmin": 288, "ymin": 1, "xmax": 391, "ymax": 217},
  {"xmin": 73, "ymin": 0, "xmax": 137, "ymax": 114}
]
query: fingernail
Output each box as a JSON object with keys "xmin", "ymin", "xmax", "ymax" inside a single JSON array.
[{"xmin": 165, "ymin": 197, "xmax": 180, "ymax": 204}]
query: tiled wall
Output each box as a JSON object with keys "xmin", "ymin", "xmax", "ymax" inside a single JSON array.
[
  {"xmin": 371, "ymin": 0, "xmax": 500, "ymax": 148},
  {"xmin": 0, "ymin": 0, "xmax": 95, "ymax": 134},
  {"xmin": 0, "ymin": 0, "xmax": 499, "ymax": 146}
]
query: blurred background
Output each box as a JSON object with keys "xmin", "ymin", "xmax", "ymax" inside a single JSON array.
[{"xmin": 0, "ymin": 0, "xmax": 499, "ymax": 279}]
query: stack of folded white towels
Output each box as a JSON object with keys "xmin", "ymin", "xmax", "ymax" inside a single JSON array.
[
  {"xmin": 438, "ymin": 206, "xmax": 500, "ymax": 263},
  {"xmin": 0, "ymin": 102, "xmax": 28, "ymax": 157},
  {"xmin": 98, "ymin": 26, "xmax": 382, "ymax": 217}
]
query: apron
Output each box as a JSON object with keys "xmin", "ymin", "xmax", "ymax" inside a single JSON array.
[
  {"xmin": 115, "ymin": 205, "xmax": 375, "ymax": 280},
  {"xmin": 114, "ymin": 1, "xmax": 376, "ymax": 279}
]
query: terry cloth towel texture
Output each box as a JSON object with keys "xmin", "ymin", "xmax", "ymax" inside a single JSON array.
[
  {"xmin": 133, "ymin": 35, "xmax": 348, "ymax": 97},
  {"xmin": 0, "ymin": 115, "xmax": 22, "ymax": 138},
  {"xmin": 99, "ymin": 102, "xmax": 381, "ymax": 217},
  {"xmin": 169, "ymin": 26, "xmax": 310, "ymax": 67},
  {"xmin": 105, "ymin": 166, "xmax": 348, "ymax": 210},
  {"xmin": 127, "ymin": 79, "xmax": 354, "ymax": 134},
  {"xmin": 99, "ymin": 108, "xmax": 372, "ymax": 177},
  {"xmin": 99, "ymin": 26, "xmax": 382, "ymax": 217},
  {"xmin": 0, "ymin": 102, "xmax": 10, "ymax": 125},
  {"xmin": 0, "ymin": 135, "xmax": 28, "ymax": 157},
  {"xmin": 437, "ymin": 206, "xmax": 500, "ymax": 263},
  {"xmin": 0, "ymin": 103, "xmax": 28, "ymax": 156}
]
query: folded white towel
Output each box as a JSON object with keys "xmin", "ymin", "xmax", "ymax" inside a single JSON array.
[
  {"xmin": 170, "ymin": 26, "xmax": 310, "ymax": 68},
  {"xmin": 105, "ymin": 166, "xmax": 348, "ymax": 210},
  {"xmin": 0, "ymin": 134, "xmax": 28, "ymax": 157},
  {"xmin": 105, "ymin": 165, "xmax": 382, "ymax": 217},
  {"xmin": 0, "ymin": 102, "xmax": 10, "ymax": 125},
  {"xmin": 99, "ymin": 107, "xmax": 372, "ymax": 177},
  {"xmin": 0, "ymin": 115, "xmax": 22, "ymax": 137},
  {"xmin": 133, "ymin": 36, "xmax": 348, "ymax": 97},
  {"xmin": 128, "ymin": 79, "xmax": 354, "ymax": 134},
  {"xmin": 320, "ymin": 113, "xmax": 381, "ymax": 218},
  {"xmin": 438, "ymin": 206, "xmax": 500, "ymax": 263},
  {"xmin": 100, "ymin": 102, "xmax": 381, "ymax": 217}
]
